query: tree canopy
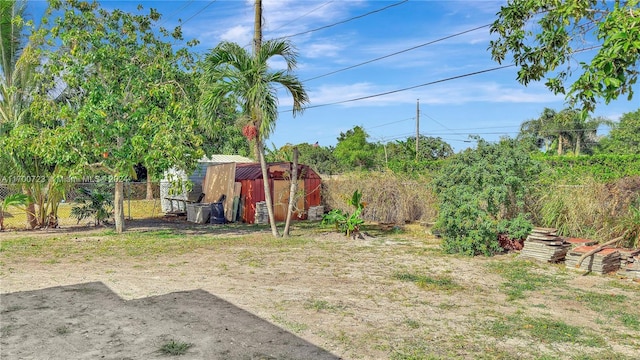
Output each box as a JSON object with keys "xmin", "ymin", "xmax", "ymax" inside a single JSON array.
[
  {"xmin": 490, "ymin": 0, "xmax": 640, "ymax": 114},
  {"xmin": 598, "ymin": 108, "xmax": 640, "ymax": 154},
  {"xmin": 33, "ymin": 0, "xmax": 203, "ymax": 232}
]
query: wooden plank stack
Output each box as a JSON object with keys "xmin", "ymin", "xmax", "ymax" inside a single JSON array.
[
  {"xmin": 565, "ymin": 246, "xmax": 621, "ymax": 274},
  {"xmin": 519, "ymin": 228, "xmax": 571, "ymax": 262},
  {"xmin": 617, "ymin": 249, "xmax": 640, "ymax": 279}
]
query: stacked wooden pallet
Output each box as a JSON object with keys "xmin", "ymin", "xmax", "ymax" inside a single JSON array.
[
  {"xmin": 617, "ymin": 249, "xmax": 640, "ymax": 279},
  {"xmin": 565, "ymin": 246, "xmax": 621, "ymax": 274},
  {"xmin": 519, "ymin": 228, "xmax": 571, "ymax": 262}
]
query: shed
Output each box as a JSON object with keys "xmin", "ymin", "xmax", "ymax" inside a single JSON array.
[
  {"xmin": 160, "ymin": 154, "xmax": 253, "ymax": 213},
  {"xmin": 234, "ymin": 162, "xmax": 322, "ymax": 223}
]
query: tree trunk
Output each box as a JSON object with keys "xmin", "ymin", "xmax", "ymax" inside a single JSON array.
[
  {"xmin": 146, "ymin": 168, "xmax": 154, "ymax": 200},
  {"xmin": 23, "ymin": 185, "xmax": 38, "ymax": 229},
  {"xmin": 283, "ymin": 147, "xmax": 299, "ymax": 237},
  {"xmin": 114, "ymin": 181, "xmax": 125, "ymax": 233},
  {"xmin": 257, "ymin": 138, "xmax": 279, "ymax": 237},
  {"xmin": 557, "ymin": 134, "xmax": 564, "ymax": 155},
  {"xmin": 575, "ymin": 135, "xmax": 581, "ymax": 155}
]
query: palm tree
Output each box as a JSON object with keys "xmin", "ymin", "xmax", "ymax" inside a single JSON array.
[
  {"xmin": 1, "ymin": 0, "xmax": 41, "ymax": 228},
  {"xmin": 199, "ymin": 40, "xmax": 309, "ymax": 237},
  {"xmin": 519, "ymin": 108, "xmax": 557, "ymax": 152}
]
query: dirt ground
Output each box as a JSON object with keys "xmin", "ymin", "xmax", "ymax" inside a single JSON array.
[{"xmin": 1, "ymin": 219, "xmax": 639, "ymax": 359}]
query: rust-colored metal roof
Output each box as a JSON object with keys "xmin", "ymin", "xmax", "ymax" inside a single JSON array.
[{"xmin": 235, "ymin": 163, "xmax": 263, "ymax": 180}]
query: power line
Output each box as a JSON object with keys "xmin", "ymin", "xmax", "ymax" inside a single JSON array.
[
  {"xmin": 303, "ymin": 23, "xmax": 492, "ymax": 82},
  {"xmin": 287, "ymin": 64, "xmax": 515, "ymax": 112},
  {"xmin": 367, "ymin": 117, "xmax": 415, "ymax": 129},
  {"xmin": 270, "ymin": 1, "xmax": 335, "ymax": 33},
  {"xmin": 158, "ymin": 0, "xmax": 195, "ymax": 27},
  {"xmin": 275, "ymin": 0, "xmax": 408, "ymax": 40},
  {"xmin": 180, "ymin": 1, "xmax": 217, "ymax": 26}
]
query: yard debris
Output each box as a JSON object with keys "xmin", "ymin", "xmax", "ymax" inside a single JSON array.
[
  {"xmin": 565, "ymin": 246, "xmax": 621, "ymax": 274},
  {"xmin": 617, "ymin": 249, "xmax": 640, "ymax": 279},
  {"xmin": 519, "ymin": 227, "xmax": 571, "ymax": 262}
]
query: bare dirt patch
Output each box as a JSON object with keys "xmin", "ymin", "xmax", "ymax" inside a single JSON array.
[{"xmin": 1, "ymin": 219, "xmax": 639, "ymax": 359}]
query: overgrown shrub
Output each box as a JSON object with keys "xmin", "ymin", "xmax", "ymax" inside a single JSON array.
[
  {"xmin": 322, "ymin": 171, "xmax": 437, "ymax": 224},
  {"xmin": 432, "ymin": 138, "xmax": 540, "ymax": 256}
]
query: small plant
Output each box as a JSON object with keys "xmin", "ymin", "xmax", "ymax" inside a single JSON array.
[
  {"xmin": 159, "ymin": 339, "xmax": 193, "ymax": 356},
  {"xmin": 70, "ymin": 183, "xmax": 113, "ymax": 226},
  {"xmin": 322, "ymin": 190, "xmax": 365, "ymax": 238},
  {"xmin": 55, "ymin": 326, "xmax": 69, "ymax": 335},
  {"xmin": 0, "ymin": 193, "xmax": 31, "ymax": 230}
]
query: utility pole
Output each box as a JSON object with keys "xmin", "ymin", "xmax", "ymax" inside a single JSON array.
[
  {"xmin": 416, "ymin": 98, "xmax": 420, "ymax": 161},
  {"xmin": 253, "ymin": 0, "xmax": 262, "ymax": 54}
]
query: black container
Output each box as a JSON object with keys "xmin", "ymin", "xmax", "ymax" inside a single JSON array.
[{"xmin": 210, "ymin": 202, "xmax": 225, "ymax": 224}]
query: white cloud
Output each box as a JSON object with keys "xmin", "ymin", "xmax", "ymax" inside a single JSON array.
[
  {"xmin": 304, "ymin": 42, "xmax": 344, "ymax": 59},
  {"xmin": 295, "ymin": 81, "xmax": 563, "ymax": 109},
  {"xmin": 220, "ymin": 25, "xmax": 253, "ymax": 44}
]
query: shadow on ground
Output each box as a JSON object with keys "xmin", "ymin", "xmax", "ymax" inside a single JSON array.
[{"xmin": 0, "ymin": 282, "xmax": 340, "ymax": 359}]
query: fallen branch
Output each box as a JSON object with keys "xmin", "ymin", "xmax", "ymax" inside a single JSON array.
[{"xmin": 575, "ymin": 236, "xmax": 624, "ymax": 268}]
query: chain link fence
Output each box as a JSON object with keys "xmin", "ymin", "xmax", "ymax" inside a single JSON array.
[{"xmin": 0, "ymin": 182, "xmax": 163, "ymax": 230}]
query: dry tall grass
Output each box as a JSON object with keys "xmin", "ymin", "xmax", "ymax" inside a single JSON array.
[
  {"xmin": 532, "ymin": 176, "xmax": 640, "ymax": 245},
  {"xmin": 322, "ymin": 171, "xmax": 437, "ymax": 224}
]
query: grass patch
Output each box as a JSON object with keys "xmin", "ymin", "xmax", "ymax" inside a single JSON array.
[
  {"xmin": 303, "ymin": 299, "xmax": 344, "ymax": 312},
  {"xmin": 158, "ymin": 339, "xmax": 193, "ymax": 356},
  {"xmin": 0, "ymin": 229, "xmax": 311, "ymax": 261},
  {"xmin": 271, "ymin": 315, "xmax": 308, "ymax": 334},
  {"xmin": 403, "ymin": 319, "xmax": 421, "ymax": 329},
  {"xmin": 486, "ymin": 260, "xmax": 560, "ymax": 300},
  {"xmin": 570, "ymin": 290, "xmax": 627, "ymax": 312},
  {"xmin": 619, "ymin": 313, "xmax": 640, "ymax": 331},
  {"xmin": 560, "ymin": 290, "xmax": 639, "ymax": 331},
  {"xmin": 55, "ymin": 326, "xmax": 69, "ymax": 335},
  {"xmin": 486, "ymin": 315, "xmax": 606, "ymax": 347},
  {"xmin": 390, "ymin": 341, "xmax": 438, "ymax": 360},
  {"xmin": 392, "ymin": 272, "xmax": 462, "ymax": 291}
]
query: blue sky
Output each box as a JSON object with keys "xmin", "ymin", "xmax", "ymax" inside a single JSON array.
[{"xmin": 29, "ymin": 0, "xmax": 638, "ymax": 152}]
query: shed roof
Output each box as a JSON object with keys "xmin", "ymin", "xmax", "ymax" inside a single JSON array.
[
  {"xmin": 201, "ymin": 154, "xmax": 254, "ymax": 163},
  {"xmin": 235, "ymin": 162, "xmax": 321, "ymax": 181}
]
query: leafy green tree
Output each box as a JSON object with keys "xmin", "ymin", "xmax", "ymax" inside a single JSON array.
[
  {"xmin": 334, "ymin": 126, "xmax": 377, "ymax": 170},
  {"xmin": 518, "ymin": 108, "xmax": 558, "ymax": 153},
  {"xmin": 197, "ymin": 94, "xmax": 251, "ymax": 158},
  {"xmin": 598, "ymin": 108, "xmax": 640, "ymax": 154},
  {"xmin": 34, "ymin": 0, "xmax": 203, "ymax": 233},
  {"xmin": 0, "ymin": 0, "xmax": 64, "ymax": 228},
  {"xmin": 199, "ymin": 40, "xmax": 309, "ymax": 237},
  {"xmin": 432, "ymin": 137, "xmax": 540, "ymax": 256},
  {"xmin": 519, "ymin": 108, "xmax": 610, "ymax": 155},
  {"xmin": 490, "ymin": 0, "xmax": 640, "ymax": 114},
  {"xmin": 266, "ymin": 142, "xmax": 338, "ymax": 175},
  {"xmin": 386, "ymin": 135, "xmax": 453, "ymax": 162}
]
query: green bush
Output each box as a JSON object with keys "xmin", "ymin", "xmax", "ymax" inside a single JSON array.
[
  {"xmin": 433, "ymin": 138, "xmax": 539, "ymax": 256},
  {"xmin": 70, "ymin": 183, "xmax": 114, "ymax": 226}
]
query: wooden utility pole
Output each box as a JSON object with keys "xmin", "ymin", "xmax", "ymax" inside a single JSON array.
[
  {"xmin": 253, "ymin": 0, "xmax": 262, "ymax": 54},
  {"xmin": 416, "ymin": 99, "xmax": 420, "ymax": 161}
]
